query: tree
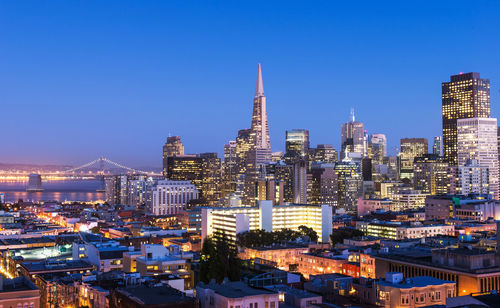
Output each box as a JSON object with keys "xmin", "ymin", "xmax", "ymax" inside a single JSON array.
[
  {"xmin": 298, "ymin": 225, "xmax": 318, "ymax": 242},
  {"xmin": 200, "ymin": 233, "xmax": 241, "ymax": 284},
  {"xmin": 330, "ymin": 228, "xmax": 364, "ymax": 245}
]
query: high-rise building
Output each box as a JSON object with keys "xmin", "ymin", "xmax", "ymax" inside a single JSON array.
[
  {"xmin": 311, "ymin": 144, "xmax": 338, "ymax": 164},
  {"xmin": 398, "ymin": 138, "xmax": 428, "ymax": 180},
  {"xmin": 341, "ymin": 109, "xmax": 366, "ymax": 158},
  {"xmin": 162, "ymin": 136, "xmax": 184, "ymax": 177},
  {"xmin": 442, "ymin": 72, "xmax": 490, "ymax": 165},
  {"xmin": 230, "ymin": 64, "xmax": 273, "ymax": 204},
  {"xmin": 284, "ymin": 129, "xmax": 309, "ymax": 163},
  {"xmin": 150, "ymin": 180, "xmax": 198, "ymax": 216},
  {"xmin": 249, "ymin": 63, "xmax": 272, "ymax": 166},
  {"xmin": 370, "ymin": 134, "xmax": 387, "ymax": 165},
  {"xmin": 413, "ymin": 154, "xmax": 448, "ymax": 195},
  {"xmin": 335, "ymin": 159, "xmax": 363, "ymax": 214},
  {"xmin": 432, "ymin": 136, "xmax": 442, "ymax": 156},
  {"xmin": 457, "ymin": 117, "xmax": 499, "ymax": 198},
  {"xmin": 293, "ymin": 160, "xmax": 308, "ymax": 204},
  {"xmin": 223, "ymin": 141, "xmax": 237, "ymax": 197},
  {"xmin": 449, "ymin": 160, "xmax": 490, "ymax": 195},
  {"xmin": 310, "ymin": 163, "xmax": 338, "ymax": 208},
  {"xmin": 166, "ymin": 153, "xmax": 222, "ymax": 205}
]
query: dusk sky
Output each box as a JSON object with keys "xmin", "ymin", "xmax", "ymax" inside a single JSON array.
[{"xmin": 2, "ymin": 1, "xmax": 500, "ymax": 168}]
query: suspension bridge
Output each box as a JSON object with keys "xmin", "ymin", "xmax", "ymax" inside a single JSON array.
[{"xmin": 0, "ymin": 157, "xmax": 162, "ymax": 180}]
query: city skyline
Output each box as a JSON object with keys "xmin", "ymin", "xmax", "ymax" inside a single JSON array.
[{"xmin": 2, "ymin": 1, "xmax": 500, "ymax": 166}]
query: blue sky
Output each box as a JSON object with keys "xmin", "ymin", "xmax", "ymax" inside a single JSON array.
[{"xmin": 1, "ymin": 1, "xmax": 499, "ymax": 168}]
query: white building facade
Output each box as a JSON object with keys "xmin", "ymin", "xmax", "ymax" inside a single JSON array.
[
  {"xmin": 457, "ymin": 117, "xmax": 499, "ymax": 199},
  {"xmin": 150, "ymin": 180, "xmax": 198, "ymax": 215}
]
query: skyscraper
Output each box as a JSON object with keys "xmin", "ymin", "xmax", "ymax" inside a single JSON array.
[
  {"xmin": 311, "ymin": 144, "xmax": 338, "ymax": 164},
  {"xmin": 398, "ymin": 138, "xmax": 428, "ymax": 180},
  {"xmin": 432, "ymin": 136, "xmax": 442, "ymax": 156},
  {"xmin": 442, "ymin": 72, "xmax": 490, "ymax": 165},
  {"xmin": 284, "ymin": 129, "xmax": 309, "ymax": 163},
  {"xmin": 457, "ymin": 117, "xmax": 499, "ymax": 198},
  {"xmin": 370, "ymin": 134, "xmax": 387, "ymax": 164},
  {"xmin": 413, "ymin": 154, "xmax": 448, "ymax": 195},
  {"xmin": 341, "ymin": 109, "xmax": 366, "ymax": 158},
  {"xmin": 162, "ymin": 136, "xmax": 185, "ymax": 177},
  {"xmin": 249, "ymin": 63, "xmax": 272, "ymax": 166}
]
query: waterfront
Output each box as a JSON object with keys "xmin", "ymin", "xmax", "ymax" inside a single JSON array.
[{"xmin": 0, "ymin": 179, "xmax": 104, "ymax": 202}]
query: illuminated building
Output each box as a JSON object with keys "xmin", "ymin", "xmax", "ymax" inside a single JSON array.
[
  {"xmin": 311, "ymin": 144, "xmax": 338, "ymax": 164},
  {"xmin": 374, "ymin": 272, "xmax": 455, "ymax": 308},
  {"xmin": 356, "ymin": 221, "xmax": 454, "ymax": 240},
  {"xmin": 255, "ymin": 179, "xmax": 284, "ymax": 205},
  {"xmin": 201, "ymin": 201, "xmax": 332, "ymax": 243},
  {"xmin": 250, "ymin": 63, "xmax": 272, "ymax": 166},
  {"xmin": 309, "ymin": 163, "xmax": 338, "ymax": 208},
  {"xmin": 373, "ymin": 246, "xmax": 500, "ymax": 295},
  {"xmin": 413, "ymin": 154, "xmax": 449, "ymax": 195},
  {"xmin": 341, "ymin": 109, "xmax": 366, "ymax": 158},
  {"xmin": 284, "ymin": 129, "xmax": 309, "ymax": 163},
  {"xmin": 293, "ymin": 160, "xmax": 308, "ymax": 204},
  {"xmin": 222, "ymin": 140, "xmax": 237, "ymax": 197},
  {"xmin": 105, "ymin": 175, "xmax": 153, "ymax": 206},
  {"xmin": 390, "ymin": 189, "xmax": 428, "ymax": 211},
  {"xmin": 238, "ymin": 245, "xmax": 309, "ymax": 271},
  {"xmin": 150, "ymin": 180, "xmax": 198, "ymax": 216},
  {"xmin": 457, "ymin": 117, "xmax": 499, "ymax": 199},
  {"xmin": 267, "ymin": 162, "xmax": 294, "ymax": 203},
  {"xmin": 334, "ymin": 159, "xmax": 362, "ymax": 214},
  {"xmin": 166, "ymin": 153, "xmax": 222, "ymax": 205},
  {"xmin": 433, "ymin": 136, "xmax": 442, "ymax": 156},
  {"xmin": 370, "ymin": 134, "xmax": 387, "ymax": 165},
  {"xmin": 162, "ymin": 136, "xmax": 184, "ymax": 176},
  {"xmin": 196, "ymin": 281, "xmax": 279, "ymax": 308},
  {"xmin": 398, "ymin": 138, "xmax": 428, "ymax": 180},
  {"xmin": 357, "ymin": 198, "xmax": 393, "ymax": 216},
  {"xmin": 424, "ymin": 194, "xmax": 498, "ymax": 221},
  {"xmin": 442, "ymin": 72, "xmax": 490, "ymax": 166},
  {"xmin": 449, "ymin": 160, "xmax": 490, "ymax": 195},
  {"xmin": 296, "ymin": 253, "xmax": 348, "ymax": 279}
]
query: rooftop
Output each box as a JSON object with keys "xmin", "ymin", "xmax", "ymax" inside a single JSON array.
[
  {"xmin": 116, "ymin": 285, "xmax": 195, "ymax": 305},
  {"xmin": 198, "ymin": 281, "xmax": 277, "ymax": 298},
  {"xmin": 0, "ymin": 277, "xmax": 39, "ymax": 293},
  {"xmin": 378, "ymin": 276, "xmax": 455, "ymax": 288}
]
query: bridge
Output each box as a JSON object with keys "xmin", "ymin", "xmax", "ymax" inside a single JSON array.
[{"xmin": 0, "ymin": 157, "xmax": 162, "ymax": 180}]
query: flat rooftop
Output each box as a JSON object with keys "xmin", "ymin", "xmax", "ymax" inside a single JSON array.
[
  {"xmin": 116, "ymin": 285, "xmax": 196, "ymax": 305},
  {"xmin": 378, "ymin": 276, "xmax": 455, "ymax": 288},
  {"xmin": 199, "ymin": 281, "xmax": 277, "ymax": 298}
]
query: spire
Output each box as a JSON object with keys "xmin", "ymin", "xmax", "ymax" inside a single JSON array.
[
  {"xmin": 350, "ymin": 108, "xmax": 355, "ymax": 122},
  {"xmin": 255, "ymin": 63, "xmax": 264, "ymax": 97}
]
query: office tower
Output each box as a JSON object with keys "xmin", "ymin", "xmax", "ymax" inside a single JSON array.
[
  {"xmin": 442, "ymin": 72, "xmax": 490, "ymax": 165},
  {"xmin": 361, "ymin": 157, "xmax": 372, "ymax": 181},
  {"xmin": 223, "ymin": 141, "xmax": 237, "ymax": 196},
  {"xmin": 310, "ymin": 163, "xmax": 338, "ymax": 207},
  {"xmin": 166, "ymin": 153, "xmax": 222, "ymax": 205},
  {"xmin": 255, "ymin": 179, "xmax": 284, "ymax": 205},
  {"xmin": 457, "ymin": 117, "xmax": 499, "ymax": 198},
  {"xmin": 398, "ymin": 138, "xmax": 428, "ymax": 180},
  {"xmin": 341, "ymin": 109, "xmax": 366, "ymax": 158},
  {"xmin": 370, "ymin": 134, "xmax": 387, "ymax": 165},
  {"xmin": 335, "ymin": 160, "xmax": 362, "ymax": 214},
  {"xmin": 311, "ymin": 144, "xmax": 338, "ymax": 164},
  {"xmin": 162, "ymin": 136, "xmax": 184, "ymax": 177},
  {"xmin": 449, "ymin": 160, "xmax": 490, "ymax": 195},
  {"xmin": 413, "ymin": 154, "xmax": 448, "ymax": 195},
  {"xmin": 293, "ymin": 160, "xmax": 308, "ymax": 204},
  {"xmin": 128, "ymin": 176, "xmax": 155, "ymax": 206},
  {"xmin": 433, "ymin": 136, "xmax": 442, "ymax": 156},
  {"xmin": 268, "ymin": 163, "xmax": 294, "ymax": 203},
  {"xmin": 284, "ymin": 129, "xmax": 310, "ymax": 163},
  {"xmin": 27, "ymin": 174, "xmax": 43, "ymax": 192},
  {"xmin": 150, "ymin": 180, "xmax": 198, "ymax": 216},
  {"xmin": 105, "ymin": 175, "xmax": 129, "ymax": 205},
  {"xmin": 272, "ymin": 152, "xmax": 283, "ymax": 162}
]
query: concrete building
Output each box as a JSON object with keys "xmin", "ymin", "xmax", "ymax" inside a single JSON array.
[
  {"xmin": 449, "ymin": 160, "xmax": 491, "ymax": 195},
  {"xmin": 425, "ymin": 194, "xmax": 500, "ymax": 221},
  {"xmin": 398, "ymin": 138, "xmax": 428, "ymax": 180},
  {"xmin": 0, "ymin": 277, "xmax": 40, "ymax": 308},
  {"xmin": 356, "ymin": 221, "xmax": 454, "ymax": 240},
  {"xmin": 196, "ymin": 281, "xmax": 278, "ymax": 308},
  {"xmin": 357, "ymin": 198, "xmax": 393, "ymax": 216},
  {"xmin": 413, "ymin": 154, "xmax": 448, "ymax": 195},
  {"xmin": 201, "ymin": 201, "xmax": 332, "ymax": 243},
  {"xmin": 375, "ymin": 272, "xmax": 455, "ymax": 308},
  {"xmin": 150, "ymin": 180, "xmax": 199, "ymax": 216},
  {"xmin": 341, "ymin": 109, "xmax": 366, "ymax": 158},
  {"xmin": 110, "ymin": 285, "xmax": 198, "ymax": 308},
  {"xmin": 457, "ymin": 117, "xmax": 499, "ymax": 199}
]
